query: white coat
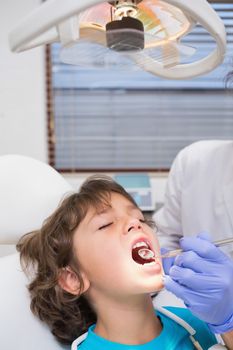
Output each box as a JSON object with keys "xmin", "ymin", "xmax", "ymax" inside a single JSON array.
[{"xmin": 154, "ymin": 140, "xmax": 233, "ymax": 258}]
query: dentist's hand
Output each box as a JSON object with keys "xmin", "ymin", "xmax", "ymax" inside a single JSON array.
[{"xmin": 164, "ymin": 233, "xmax": 233, "ymax": 334}]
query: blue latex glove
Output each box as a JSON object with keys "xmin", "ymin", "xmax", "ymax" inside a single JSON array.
[
  {"xmin": 164, "ymin": 232, "xmax": 233, "ymax": 334},
  {"xmin": 160, "ymin": 247, "xmax": 175, "ymax": 274}
]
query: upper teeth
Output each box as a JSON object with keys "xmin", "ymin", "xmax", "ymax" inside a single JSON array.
[{"xmin": 132, "ymin": 241, "xmax": 149, "ymax": 249}]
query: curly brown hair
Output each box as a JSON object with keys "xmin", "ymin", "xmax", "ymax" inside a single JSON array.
[{"xmin": 16, "ymin": 175, "xmax": 140, "ymax": 345}]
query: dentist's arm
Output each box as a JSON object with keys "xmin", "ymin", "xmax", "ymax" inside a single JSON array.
[
  {"xmin": 153, "ymin": 149, "xmax": 185, "ymax": 250},
  {"xmin": 164, "ymin": 234, "xmax": 233, "ymax": 345}
]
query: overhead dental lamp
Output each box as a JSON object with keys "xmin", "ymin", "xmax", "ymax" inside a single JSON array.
[{"xmin": 9, "ymin": 0, "xmax": 226, "ymax": 79}]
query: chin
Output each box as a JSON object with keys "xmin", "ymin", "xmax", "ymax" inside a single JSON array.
[
  {"xmin": 147, "ymin": 283, "xmax": 164, "ymax": 294},
  {"xmin": 137, "ymin": 276, "xmax": 164, "ymax": 294},
  {"xmin": 151, "ymin": 282, "xmax": 164, "ymax": 293}
]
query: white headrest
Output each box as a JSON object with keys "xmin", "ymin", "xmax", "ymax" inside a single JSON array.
[
  {"xmin": 0, "ymin": 253, "xmax": 66, "ymax": 350},
  {"xmin": 0, "ymin": 155, "xmax": 72, "ymax": 244}
]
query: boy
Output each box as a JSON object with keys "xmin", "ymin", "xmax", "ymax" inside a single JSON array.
[{"xmin": 17, "ymin": 175, "xmax": 217, "ymax": 349}]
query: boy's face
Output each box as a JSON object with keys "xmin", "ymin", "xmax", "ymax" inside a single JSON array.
[{"xmin": 73, "ymin": 192, "xmax": 163, "ymax": 300}]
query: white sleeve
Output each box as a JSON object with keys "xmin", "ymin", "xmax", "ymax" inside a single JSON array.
[{"xmin": 153, "ymin": 149, "xmax": 186, "ymax": 250}]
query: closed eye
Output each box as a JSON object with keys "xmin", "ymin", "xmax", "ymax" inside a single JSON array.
[
  {"xmin": 98, "ymin": 222, "xmax": 113, "ymax": 230},
  {"xmin": 140, "ymin": 218, "xmax": 156, "ymax": 229}
]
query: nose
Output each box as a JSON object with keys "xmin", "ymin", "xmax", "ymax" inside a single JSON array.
[{"xmin": 126, "ymin": 218, "xmax": 142, "ymax": 233}]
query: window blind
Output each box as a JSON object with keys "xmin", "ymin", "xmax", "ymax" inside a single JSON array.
[{"xmin": 48, "ymin": 2, "xmax": 233, "ymax": 171}]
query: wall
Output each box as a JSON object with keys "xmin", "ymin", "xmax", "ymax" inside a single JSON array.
[
  {"xmin": 0, "ymin": 0, "xmax": 47, "ymax": 161},
  {"xmin": 0, "ymin": 0, "xmax": 168, "ymax": 199},
  {"xmin": 0, "ymin": 0, "xmax": 48, "ymax": 256}
]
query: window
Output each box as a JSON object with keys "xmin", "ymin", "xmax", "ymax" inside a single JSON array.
[{"xmin": 47, "ymin": 2, "xmax": 233, "ymax": 172}]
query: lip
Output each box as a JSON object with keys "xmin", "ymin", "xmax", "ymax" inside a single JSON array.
[
  {"xmin": 141, "ymin": 261, "xmax": 162, "ymax": 274},
  {"xmin": 130, "ymin": 235, "xmax": 162, "ymax": 275}
]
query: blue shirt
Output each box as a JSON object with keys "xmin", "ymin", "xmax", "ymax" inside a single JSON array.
[{"xmin": 77, "ymin": 307, "xmax": 217, "ymax": 350}]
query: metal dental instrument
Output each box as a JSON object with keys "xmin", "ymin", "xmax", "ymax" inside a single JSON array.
[{"xmin": 161, "ymin": 237, "xmax": 233, "ymax": 259}]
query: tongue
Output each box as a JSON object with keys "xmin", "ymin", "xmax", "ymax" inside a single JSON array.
[
  {"xmin": 132, "ymin": 247, "xmax": 155, "ymax": 265},
  {"xmin": 138, "ymin": 248, "xmax": 155, "ymax": 260}
]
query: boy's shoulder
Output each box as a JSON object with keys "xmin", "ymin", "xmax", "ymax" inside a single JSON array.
[
  {"xmin": 161, "ymin": 305, "xmax": 210, "ymax": 330},
  {"xmin": 159, "ymin": 306, "xmax": 217, "ymax": 348}
]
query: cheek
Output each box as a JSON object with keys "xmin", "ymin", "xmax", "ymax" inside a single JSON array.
[
  {"xmin": 153, "ymin": 234, "xmax": 161, "ymax": 253},
  {"xmin": 155, "ymin": 241, "xmax": 161, "ymax": 255},
  {"xmin": 77, "ymin": 240, "xmax": 124, "ymax": 278}
]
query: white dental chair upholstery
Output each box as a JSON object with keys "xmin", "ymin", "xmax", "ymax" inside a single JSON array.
[{"xmin": 0, "ymin": 155, "xmax": 72, "ymax": 350}]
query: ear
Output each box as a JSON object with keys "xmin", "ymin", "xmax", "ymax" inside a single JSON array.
[{"xmin": 58, "ymin": 266, "xmax": 90, "ymax": 295}]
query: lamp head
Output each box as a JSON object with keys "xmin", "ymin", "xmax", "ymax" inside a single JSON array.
[{"xmin": 8, "ymin": 0, "xmax": 226, "ymax": 79}]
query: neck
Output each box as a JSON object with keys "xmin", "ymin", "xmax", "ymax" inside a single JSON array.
[{"xmin": 93, "ymin": 295, "xmax": 162, "ymax": 345}]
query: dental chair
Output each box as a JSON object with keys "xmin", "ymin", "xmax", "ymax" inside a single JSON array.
[{"xmin": 0, "ymin": 155, "xmax": 72, "ymax": 350}]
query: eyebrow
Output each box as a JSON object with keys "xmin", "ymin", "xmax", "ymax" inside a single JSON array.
[
  {"xmin": 86, "ymin": 205, "xmax": 111, "ymax": 225},
  {"xmin": 88, "ymin": 203, "xmax": 141, "ymax": 224},
  {"xmin": 99, "ymin": 203, "xmax": 140, "ymax": 214}
]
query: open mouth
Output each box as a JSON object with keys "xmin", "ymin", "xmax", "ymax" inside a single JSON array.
[{"xmin": 131, "ymin": 241, "xmax": 156, "ymax": 265}]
